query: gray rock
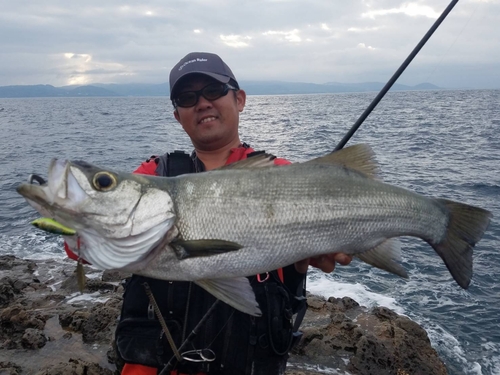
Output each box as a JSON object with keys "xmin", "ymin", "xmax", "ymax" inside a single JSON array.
[{"xmin": 21, "ymin": 328, "xmax": 47, "ymax": 349}]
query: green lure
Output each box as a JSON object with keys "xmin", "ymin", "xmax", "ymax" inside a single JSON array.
[{"xmin": 31, "ymin": 218, "xmax": 76, "ymax": 236}]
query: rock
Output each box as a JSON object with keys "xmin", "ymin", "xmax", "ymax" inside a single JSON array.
[
  {"xmin": 0, "ymin": 278, "xmax": 16, "ymax": 307},
  {"xmin": 60, "ymin": 310, "xmax": 91, "ymax": 332},
  {"xmin": 0, "ymin": 256, "xmax": 450, "ymax": 375},
  {"xmin": 21, "ymin": 328, "xmax": 47, "ymax": 349},
  {"xmin": 0, "ymin": 361, "xmax": 22, "ymax": 375},
  {"xmin": 34, "ymin": 358, "xmax": 115, "ymax": 375},
  {"xmin": 289, "ymin": 296, "xmax": 448, "ymax": 375},
  {"xmin": 82, "ymin": 299, "xmax": 121, "ymax": 343}
]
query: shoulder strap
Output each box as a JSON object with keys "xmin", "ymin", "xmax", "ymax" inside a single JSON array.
[{"xmin": 155, "ymin": 150, "xmax": 196, "ymax": 177}]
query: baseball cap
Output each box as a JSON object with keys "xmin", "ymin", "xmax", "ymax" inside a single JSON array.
[{"xmin": 169, "ymin": 52, "xmax": 239, "ymax": 99}]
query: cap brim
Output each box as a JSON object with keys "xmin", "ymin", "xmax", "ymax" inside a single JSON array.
[{"xmin": 170, "ymin": 72, "xmax": 231, "ymax": 99}]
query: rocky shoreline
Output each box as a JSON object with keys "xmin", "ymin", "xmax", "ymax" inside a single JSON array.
[{"xmin": 0, "ymin": 255, "xmax": 448, "ymax": 375}]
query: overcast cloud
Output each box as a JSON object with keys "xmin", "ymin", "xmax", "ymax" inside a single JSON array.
[{"xmin": 1, "ymin": 0, "xmax": 498, "ymax": 88}]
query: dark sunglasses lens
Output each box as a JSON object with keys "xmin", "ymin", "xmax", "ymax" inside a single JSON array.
[
  {"xmin": 175, "ymin": 83, "xmax": 230, "ymax": 107},
  {"xmin": 175, "ymin": 92, "xmax": 197, "ymax": 107},
  {"xmin": 202, "ymin": 84, "xmax": 226, "ymax": 100}
]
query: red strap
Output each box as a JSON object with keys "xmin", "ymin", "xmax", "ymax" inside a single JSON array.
[
  {"xmin": 277, "ymin": 267, "xmax": 284, "ymax": 283},
  {"xmin": 121, "ymin": 363, "xmax": 157, "ymax": 375},
  {"xmin": 63, "ymin": 241, "xmax": 89, "ymax": 264},
  {"xmin": 120, "ymin": 364, "xmax": 208, "ymax": 375}
]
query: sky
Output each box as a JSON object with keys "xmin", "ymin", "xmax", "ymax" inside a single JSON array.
[{"xmin": 1, "ymin": 0, "xmax": 499, "ymax": 89}]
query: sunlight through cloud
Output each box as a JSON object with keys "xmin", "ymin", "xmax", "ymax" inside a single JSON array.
[
  {"xmin": 362, "ymin": 3, "xmax": 440, "ymax": 19},
  {"xmin": 263, "ymin": 29, "xmax": 301, "ymax": 43},
  {"xmin": 62, "ymin": 53, "xmax": 130, "ymax": 86},
  {"xmin": 220, "ymin": 34, "xmax": 252, "ymax": 48},
  {"xmin": 357, "ymin": 43, "xmax": 375, "ymax": 50},
  {"xmin": 348, "ymin": 26, "xmax": 381, "ymax": 33}
]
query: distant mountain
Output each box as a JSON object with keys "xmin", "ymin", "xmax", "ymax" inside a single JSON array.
[
  {"xmin": 0, "ymin": 81, "xmax": 442, "ymax": 98},
  {"xmin": 0, "ymin": 84, "xmax": 119, "ymax": 98},
  {"xmin": 91, "ymin": 83, "xmax": 169, "ymax": 97}
]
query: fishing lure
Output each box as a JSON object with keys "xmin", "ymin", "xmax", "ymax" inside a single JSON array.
[{"xmin": 31, "ymin": 217, "xmax": 76, "ymax": 236}]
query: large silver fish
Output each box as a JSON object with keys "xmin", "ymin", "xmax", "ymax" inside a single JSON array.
[{"xmin": 16, "ymin": 144, "xmax": 492, "ymax": 316}]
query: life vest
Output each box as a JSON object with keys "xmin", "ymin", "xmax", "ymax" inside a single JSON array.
[{"xmin": 114, "ymin": 145, "xmax": 307, "ymax": 375}]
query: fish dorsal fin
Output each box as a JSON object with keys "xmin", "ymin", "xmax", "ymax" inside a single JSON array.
[
  {"xmin": 218, "ymin": 153, "xmax": 277, "ymax": 170},
  {"xmin": 304, "ymin": 144, "xmax": 380, "ymax": 179}
]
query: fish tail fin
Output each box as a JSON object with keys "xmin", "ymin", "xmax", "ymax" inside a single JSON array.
[{"xmin": 431, "ymin": 199, "xmax": 492, "ymax": 289}]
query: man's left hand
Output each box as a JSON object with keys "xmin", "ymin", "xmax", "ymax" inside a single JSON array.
[{"xmin": 294, "ymin": 253, "xmax": 353, "ymax": 273}]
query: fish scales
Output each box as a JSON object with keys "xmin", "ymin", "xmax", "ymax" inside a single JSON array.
[{"xmin": 142, "ymin": 163, "xmax": 450, "ymax": 280}]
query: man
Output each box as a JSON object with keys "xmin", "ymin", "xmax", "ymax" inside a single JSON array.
[{"xmin": 112, "ymin": 52, "xmax": 351, "ymax": 375}]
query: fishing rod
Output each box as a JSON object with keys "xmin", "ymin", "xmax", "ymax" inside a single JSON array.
[{"xmin": 333, "ymin": 0, "xmax": 459, "ymax": 152}]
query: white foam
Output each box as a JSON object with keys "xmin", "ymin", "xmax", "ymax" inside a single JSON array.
[
  {"xmin": 66, "ymin": 291, "xmax": 110, "ymax": 305},
  {"xmin": 289, "ymin": 363, "xmax": 351, "ymax": 375},
  {"xmin": 0, "ymin": 233, "xmax": 66, "ymax": 260},
  {"xmin": 479, "ymin": 342, "xmax": 500, "ymax": 375},
  {"xmin": 306, "ymin": 272, "xmax": 405, "ymax": 314}
]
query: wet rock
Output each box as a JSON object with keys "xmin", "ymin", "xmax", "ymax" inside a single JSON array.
[
  {"xmin": 21, "ymin": 328, "xmax": 47, "ymax": 349},
  {"xmin": 290, "ymin": 295, "xmax": 448, "ymax": 375},
  {"xmin": 82, "ymin": 299, "xmax": 121, "ymax": 343},
  {"xmin": 0, "ymin": 256, "xmax": 449, "ymax": 375},
  {"xmin": 34, "ymin": 358, "xmax": 115, "ymax": 375},
  {"xmin": 0, "ymin": 361, "xmax": 22, "ymax": 375},
  {"xmin": 59, "ymin": 310, "xmax": 91, "ymax": 333},
  {"xmin": 0, "ymin": 278, "xmax": 17, "ymax": 307}
]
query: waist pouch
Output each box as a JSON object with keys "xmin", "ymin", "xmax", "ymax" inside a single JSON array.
[{"xmin": 115, "ymin": 317, "xmax": 182, "ymax": 368}]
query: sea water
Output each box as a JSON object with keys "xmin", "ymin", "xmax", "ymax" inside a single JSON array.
[{"xmin": 1, "ymin": 89, "xmax": 499, "ymax": 374}]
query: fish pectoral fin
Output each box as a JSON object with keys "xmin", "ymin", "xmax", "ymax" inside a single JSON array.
[
  {"xmin": 305, "ymin": 144, "xmax": 380, "ymax": 179},
  {"xmin": 195, "ymin": 278, "xmax": 262, "ymax": 317},
  {"xmin": 217, "ymin": 153, "xmax": 277, "ymax": 170},
  {"xmin": 356, "ymin": 238, "xmax": 408, "ymax": 278},
  {"xmin": 171, "ymin": 239, "xmax": 243, "ymax": 260}
]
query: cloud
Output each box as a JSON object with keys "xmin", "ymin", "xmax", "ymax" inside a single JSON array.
[
  {"xmin": 262, "ymin": 29, "xmax": 302, "ymax": 43},
  {"xmin": 362, "ymin": 3, "xmax": 441, "ymax": 19},
  {"xmin": 220, "ymin": 34, "xmax": 252, "ymax": 48},
  {"xmin": 0, "ymin": 0, "xmax": 498, "ymax": 88}
]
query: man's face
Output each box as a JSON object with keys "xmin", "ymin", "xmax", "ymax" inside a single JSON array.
[{"xmin": 173, "ymin": 74, "xmax": 246, "ymax": 151}]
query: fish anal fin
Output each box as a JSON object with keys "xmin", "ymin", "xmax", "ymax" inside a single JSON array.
[
  {"xmin": 195, "ymin": 278, "xmax": 262, "ymax": 316},
  {"xmin": 356, "ymin": 238, "xmax": 408, "ymax": 278},
  {"xmin": 306, "ymin": 144, "xmax": 380, "ymax": 179},
  {"xmin": 171, "ymin": 239, "xmax": 243, "ymax": 260}
]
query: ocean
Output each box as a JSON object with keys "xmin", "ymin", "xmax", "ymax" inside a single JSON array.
[{"xmin": 0, "ymin": 89, "xmax": 499, "ymax": 375}]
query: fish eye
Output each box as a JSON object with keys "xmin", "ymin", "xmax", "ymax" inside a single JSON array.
[{"xmin": 93, "ymin": 172, "xmax": 117, "ymax": 191}]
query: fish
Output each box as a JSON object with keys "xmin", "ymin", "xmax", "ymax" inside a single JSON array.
[{"xmin": 16, "ymin": 144, "xmax": 492, "ymax": 316}]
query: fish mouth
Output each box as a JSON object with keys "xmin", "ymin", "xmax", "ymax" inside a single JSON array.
[{"xmin": 17, "ymin": 159, "xmax": 87, "ymax": 218}]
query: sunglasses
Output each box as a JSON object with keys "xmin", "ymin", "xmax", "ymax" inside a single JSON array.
[{"xmin": 173, "ymin": 82, "xmax": 237, "ymax": 108}]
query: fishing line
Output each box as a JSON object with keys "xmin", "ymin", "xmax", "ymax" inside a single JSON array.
[
  {"xmin": 423, "ymin": 0, "xmax": 481, "ymax": 85},
  {"xmin": 334, "ymin": 0, "xmax": 459, "ymax": 151}
]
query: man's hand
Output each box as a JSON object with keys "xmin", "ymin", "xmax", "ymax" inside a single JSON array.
[{"xmin": 294, "ymin": 253, "xmax": 353, "ymax": 273}]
